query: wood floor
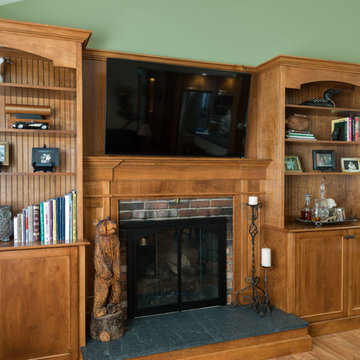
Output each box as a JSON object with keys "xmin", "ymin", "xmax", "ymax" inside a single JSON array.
[{"xmin": 269, "ymin": 329, "xmax": 360, "ymax": 359}]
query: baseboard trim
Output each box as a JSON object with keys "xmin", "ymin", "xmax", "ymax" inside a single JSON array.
[{"xmin": 309, "ymin": 315, "xmax": 360, "ymax": 337}]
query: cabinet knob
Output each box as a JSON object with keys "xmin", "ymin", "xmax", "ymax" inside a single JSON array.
[{"xmin": 345, "ymin": 235, "xmax": 354, "ymax": 239}]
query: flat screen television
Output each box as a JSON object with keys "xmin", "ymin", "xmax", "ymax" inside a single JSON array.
[{"xmin": 104, "ymin": 57, "xmax": 252, "ymax": 157}]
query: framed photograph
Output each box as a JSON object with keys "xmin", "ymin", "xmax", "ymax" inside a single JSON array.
[
  {"xmin": 285, "ymin": 155, "xmax": 302, "ymax": 173},
  {"xmin": 0, "ymin": 141, "xmax": 9, "ymax": 166},
  {"xmin": 32, "ymin": 146, "xmax": 59, "ymax": 172},
  {"xmin": 312, "ymin": 150, "xmax": 335, "ymax": 171},
  {"xmin": 341, "ymin": 158, "xmax": 360, "ymax": 172}
]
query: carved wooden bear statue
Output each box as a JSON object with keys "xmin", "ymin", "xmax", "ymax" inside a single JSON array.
[{"xmin": 93, "ymin": 217, "xmax": 121, "ymax": 318}]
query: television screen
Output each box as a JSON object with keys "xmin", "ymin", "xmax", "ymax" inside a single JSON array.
[{"xmin": 104, "ymin": 58, "xmax": 252, "ymax": 157}]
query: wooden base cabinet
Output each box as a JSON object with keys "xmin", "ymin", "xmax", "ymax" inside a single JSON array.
[
  {"xmin": 264, "ymin": 226, "xmax": 360, "ymax": 334},
  {"xmin": 0, "ymin": 245, "xmax": 86, "ymax": 360}
]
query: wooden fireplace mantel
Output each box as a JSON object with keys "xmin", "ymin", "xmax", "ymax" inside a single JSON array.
[{"xmin": 83, "ymin": 155, "xmax": 271, "ymax": 311}]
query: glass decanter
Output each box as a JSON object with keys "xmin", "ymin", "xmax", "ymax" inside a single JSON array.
[
  {"xmin": 319, "ymin": 178, "xmax": 329, "ymax": 221},
  {"xmin": 301, "ymin": 194, "xmax": 312, "ymax": 220}
]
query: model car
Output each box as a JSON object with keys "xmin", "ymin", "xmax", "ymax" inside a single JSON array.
[{"xmin": 11, "ymin": 121, "xmax": 49, "ymax": 130}]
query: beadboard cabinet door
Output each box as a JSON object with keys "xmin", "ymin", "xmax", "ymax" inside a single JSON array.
[
  {"xmin": 0, "ymin": 247, "xmax": 79, "ymax": 360},
  {"xmin": 295, "ymin": 230, "xmax": 346, "ymax": 322}
]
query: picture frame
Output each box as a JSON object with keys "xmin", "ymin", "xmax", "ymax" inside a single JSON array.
[
  {"xmin": 312, "ymin": 150, "xmax": 335, "ymax": 171},
  {"xmin": 31, "ymin": 146, "xmax": 59, "ymax": 172},
  {"xmin": 0, "ymin": 141, "xmax": 9, "ymax": 166},
  {"xmin": 285, "ymin": 155, "xmax": 302, "ymax": 173},
  {"xmin": 341, "ymin": 157, "xmax": 360, "ymax": 172}
]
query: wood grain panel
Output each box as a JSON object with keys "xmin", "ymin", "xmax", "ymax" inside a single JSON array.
[
  {"xmin": 262, "ymin": 227, "xmax": 293, "ymax": 313},
  {"xmin": 0, "ymin": 248, "xmax": 77, "ymax": 360},
  {"xmin": 295, "ymin": 231, "xmax": 345, "ymax": 321},
  {"xmin": 251, "ymin": 66, "xmax": 284, "ymax": 229}
]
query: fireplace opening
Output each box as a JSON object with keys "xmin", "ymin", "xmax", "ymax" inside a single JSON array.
[{"xmin": 126, "ymin": 217, "xmax": 227, "ymax": 318}]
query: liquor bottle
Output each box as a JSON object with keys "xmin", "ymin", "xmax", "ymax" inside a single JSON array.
[
  {"xmin": 301, "ymin": 194, "xmax": 312, "ymax": 220},
  {"xmin": 311, "ymin": 198, "xmax": 320, "ymax": 221}
]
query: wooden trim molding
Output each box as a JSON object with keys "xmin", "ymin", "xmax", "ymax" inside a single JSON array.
[
  {"xmin": 0, "ymin": 18, "xmax": 92, "ymax": 46},
  {"xmin": 83, "ymin": 156, "xmax": 270, "ymax": 182},
  {"xmin": 256, "ymin": 55, "xmax": 360, "ymax": 74},
  {"xmin": 0, "ymin": 18, "xmax": 91, "ymax": 68},
  {"xmin": 83, "ymin": 48, "xmax": 256, "ymax": 73}
]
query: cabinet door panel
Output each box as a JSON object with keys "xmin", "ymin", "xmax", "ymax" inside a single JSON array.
[
  {"xmin": 347, "ymin": 234, "xmax": 360, "ymax": 315},
  {"xmin": 0, "ymin": 248, "xmax": 78, "ymax": 360},
  {"xmin": 296, "ymin": 231, "xmax": 345, "ymax": 322}
]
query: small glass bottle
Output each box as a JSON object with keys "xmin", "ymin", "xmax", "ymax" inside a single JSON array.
[
  {"xmin": 301, "ymin": 194, "xmax": 312, "ymax": 220},
  {"xmin": 311, "ymin": 198, "xmax": 320, "ymax": 221}
]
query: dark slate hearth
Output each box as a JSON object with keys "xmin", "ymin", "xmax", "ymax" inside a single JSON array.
[{"xmin": 81, "ymin": 305, "xmax": 308, "ymax": 360}]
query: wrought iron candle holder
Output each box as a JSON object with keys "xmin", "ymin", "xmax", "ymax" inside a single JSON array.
[
  {"xmin": 235, "ymin": 200, "xmax": 271, "ymax": 316},
  {"xmin": 261, "ymin": 266, "xmax": 271, "ymax": 315}
]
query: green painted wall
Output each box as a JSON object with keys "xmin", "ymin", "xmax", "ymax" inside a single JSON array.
[{"xmin": 0, "ymin": 0, "xmax": 359, "ymax": 66}]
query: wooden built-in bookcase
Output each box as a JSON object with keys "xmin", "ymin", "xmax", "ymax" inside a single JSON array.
[
  {"xmin": 284, "ymin": 83, "xmax": 360, "ymax": 222},
  {"xmin": 249, "ymin": 55, "xmax": 360, "ymax": 336},
  {"xmin": 0, "ymin": 19, "xmax": 91, "ymax": 360},
  {"xmin": 0, "ymin": 51, "xmax": 77, "ymax": 213}
]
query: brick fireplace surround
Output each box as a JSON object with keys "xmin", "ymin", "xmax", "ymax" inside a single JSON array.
[
  {"xmin": 83, "ymin": 156, "xmax": 270, "ymax": 315},
  {"xmin": 119, "ymin": 197, "xmax": 233, "ymax": 315}
]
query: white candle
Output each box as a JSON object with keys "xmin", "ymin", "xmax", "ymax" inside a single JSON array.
[
  {"xmin": 248, "ymin": 196, "xmax": 258, "ymax": 205},
  {"xmin": 261, "ymin": 247, "xmax": 271, "ymax": 268}
]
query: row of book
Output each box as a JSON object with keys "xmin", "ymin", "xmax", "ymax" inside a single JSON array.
[
  {"xmin": 331, "ymin": 117, "xmax": 360, "ymax": 141},
  {"xmin": 285, "ymin": 129, "xmax": 316, "ymax": 140},
  {"xmin": 13, "ymin": 190, "xmax": 77, "ymax": 245}
]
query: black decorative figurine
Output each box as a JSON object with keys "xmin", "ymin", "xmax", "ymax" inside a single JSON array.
[
  {"xmin": 235, "ymin": 198, "xmax": 271, "ymax": 316},
  {"xmin": 301, "ymin": 88, "xmax": 340, "ymax": 108},
  {"xmin": 32, "ymin": 144, "xmax": 59, "ymax": 173}
]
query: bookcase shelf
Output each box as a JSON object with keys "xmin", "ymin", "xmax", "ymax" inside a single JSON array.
[
  {"xmin": 285, "ymin": 139, "xmax": 360, "ymax": 145},
  {"xmin": 285, "ymin": 103, "xmax": 360, "ymax": 116},
  {"xmin": 0, "ymin": 172, "xmax": 76, "ymax": 176},
  {"xmin": 285, "ymin": 172, "xmax": 360, "ymax": 176},
  {"xmin": 0, "ymin": 239, "xmax": 88, "ymax": 250},
  {"xmin": 0, "ymin": 128, "xmax": 76, "ymax": 136},
  {"xmin": 0, "ymin": 81, "xmax": 77, "ymax": 93}
]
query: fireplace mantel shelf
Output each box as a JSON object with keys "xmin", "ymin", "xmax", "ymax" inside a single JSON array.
[{"xmin": 83, "ymin": 156, "xmax": 271, "ymax": 182}]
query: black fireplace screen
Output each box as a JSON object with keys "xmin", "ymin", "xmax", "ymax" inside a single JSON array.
[{"xmin": 126, "ymin": 217, "xmax": 227, "ymax": 318}]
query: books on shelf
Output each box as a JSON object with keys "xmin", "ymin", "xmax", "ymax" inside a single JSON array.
[
  {"xmin": 285, "ymin": 129, "xmax": 316, "ymax": 140},
  {"xmin": 13, "ymin": 190, "xmax": 77, "ymax": 245},
  {"xmin": 331, "ymin": 117, "xmax": 360, "ymax": 142}
]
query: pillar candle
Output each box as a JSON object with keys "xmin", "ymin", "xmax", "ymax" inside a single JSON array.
[
  {"xmin": 261, "ymin": 247, "xmax": 271, "ymax": 268},
  {"xmin": 248, "ymin": 196, "xmax": 258, "ymax": 205}
]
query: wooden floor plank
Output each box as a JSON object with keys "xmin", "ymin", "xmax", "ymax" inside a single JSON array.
[{"xmin": 269, "ymin": 329, "xmax": 360, "ymax": 360}]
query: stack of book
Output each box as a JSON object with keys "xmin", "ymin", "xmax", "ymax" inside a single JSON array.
[
  {"xmin": 331, "ymin": 117, "xmax": 360, "ymax": 141},
  {"xmin": 13, "ymin": 190, "xmax": 77, "ymax": 245},
  {"xmin": 285, "ymin": 129, "xmax": 316, "ymax": 140}
]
